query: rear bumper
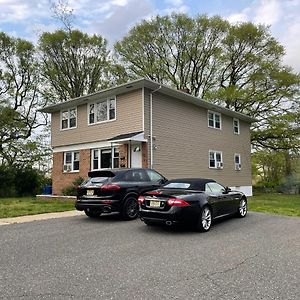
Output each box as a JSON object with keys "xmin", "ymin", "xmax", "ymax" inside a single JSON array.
[
  {"xmin": 75, "ymin": 199, "xmax": 121, "ymax": 213},
  {"xmin": 139, "ymin": 206, "xmax": 200, "ymax": 225}
]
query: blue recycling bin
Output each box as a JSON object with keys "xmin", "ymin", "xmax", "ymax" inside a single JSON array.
[{"xmin": 42, "ymin": 185, "xmax": 52, "ymax": 195}]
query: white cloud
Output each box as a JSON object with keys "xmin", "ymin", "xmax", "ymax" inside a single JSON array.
[
  {"xmin": 254, "ymin": 0, "xmax": 282, "ymax": 25},
  {"xmin": 281, "ymin": 17, "xmax": 300, "ymax": 71},
  {"xmin": 227, "ymin": 12, "xmax": 249, "ymax": 24},
  {"xmin": 88, "ymin": 0, "xmax": 154, "ymax": 42},
  {"xmin": 165, "ymin": 0, "xmax": 183, "ymax": 6},
  {"xmin": 0, "ymin": 0, "xmax": 50, "ymax": 23}
]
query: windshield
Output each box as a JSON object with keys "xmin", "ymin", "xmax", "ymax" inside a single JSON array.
[{"xmin": 163, "ymin": 182, "xmax": 191, "ymax": 189}]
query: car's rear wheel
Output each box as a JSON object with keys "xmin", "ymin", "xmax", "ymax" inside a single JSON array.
[
  {"xmin": 122, "ymin": 196, "xmax": 138, "ymax": 220},
  {"xmin": 84, "ymin": 209, "xmax": 102, "ymax": 218},
  {"xmin": 197, "ymin": 206, "xmax": 212, "ymax": 232},
  {"xmin": 237, "ymin": 198, "xmax": 247, "ymax": 218}
]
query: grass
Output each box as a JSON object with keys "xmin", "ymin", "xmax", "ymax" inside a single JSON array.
[
  {"xmin": 0, "ymin": 197, "xmax": 75, "ymax": 218},
  {"xmin": 0, "ymin": 193, "xmax": 299, "ymax": 219},
  {"xmin": 248, "ymin": 193, "xmax": 300, "ymax": 217}
]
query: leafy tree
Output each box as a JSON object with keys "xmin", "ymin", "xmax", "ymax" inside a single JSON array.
[
  {"xmin": 0, "ymin": 32, "xmax": 48, "ymax": 167},
  {"xmin": 115, "ymin": 14, "xmax": 300, "ymax": 152},
  {"xmin": 115, "ymin": 14, "xmax": 229, "ymax": 97}
]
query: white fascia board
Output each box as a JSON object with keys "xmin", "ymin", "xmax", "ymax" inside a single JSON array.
[{"xmin": 53, "ymin": 141, "xmax": 113, "ymax": 153}]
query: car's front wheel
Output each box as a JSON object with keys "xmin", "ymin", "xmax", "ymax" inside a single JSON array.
[
  {"xmin": 237, "ymin": 198, "xmax": 247, "ymax": 218},
  {"xmin": 84, "ymin": 209, "xmax": 102, "ymax": 218},
  {"xmin": 122, "ymin": 196, "xmax": 138, "ymax": 220},
  {"xmin": 197, "ymin": 206, "xmax": 212, "ymax": 232}
]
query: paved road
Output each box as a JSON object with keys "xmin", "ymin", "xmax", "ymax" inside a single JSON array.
[{"xmin": 0, "ymin": 212, "xmax": 299, "ymax": 299}]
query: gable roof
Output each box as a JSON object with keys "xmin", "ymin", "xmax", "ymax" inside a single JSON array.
[{"xmin": 40, "ymin": 78, "xmax": 256, "ymax": 123}]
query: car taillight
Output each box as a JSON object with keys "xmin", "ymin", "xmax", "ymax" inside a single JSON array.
[
  {"xmin": 167, "ymin": 198, "xmax": 190, "ymax": 207},
  {"xmin": 101, "ymin": 184, "xmax": 121, "ymax": 191},
  {"xmin": 138, "ymin": 196, "xmax": 145, "ymax": 204},
  {"xmin": 147, "ymin": 191, "xmax": 162, "ymax": 195}
]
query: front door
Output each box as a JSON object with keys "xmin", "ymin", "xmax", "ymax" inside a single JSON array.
[{"xmin": 131, "ymin": 143, "xmax": 142, "ymax": 168}]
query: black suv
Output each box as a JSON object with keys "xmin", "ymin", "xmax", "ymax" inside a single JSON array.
[{"xmin": 76, "ymin": 168, "xmax": 167, "ymax": 220}]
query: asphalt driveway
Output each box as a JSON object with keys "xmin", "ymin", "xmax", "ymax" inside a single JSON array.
[{"xmin": 0, "ymin": 212, "xmax": 299, "ymax": 299}]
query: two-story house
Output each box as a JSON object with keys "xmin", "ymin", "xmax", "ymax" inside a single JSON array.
[{"xmin": 41, "ymin": 78, "xmax": 256, "ymax": 196}]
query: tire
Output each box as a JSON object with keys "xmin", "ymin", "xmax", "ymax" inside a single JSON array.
[
  {"xmin": 122, "ymin": 196, "xmax": 138, "ymax": 220},
  {"xmin": 84, "ymin": 209, "xmax": 102, "ymax": 218},
  {"xmin": 236, "ymin": 198, "xmax": 247, "ymax": 218},
  {"xmin": 197, "ymin": 206, "xmax": 212, "ymax": 232}
]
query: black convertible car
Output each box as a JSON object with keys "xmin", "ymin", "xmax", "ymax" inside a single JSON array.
[{"xmin": 138, "ymin": 178, "xmax": 247, "ymax": 232}]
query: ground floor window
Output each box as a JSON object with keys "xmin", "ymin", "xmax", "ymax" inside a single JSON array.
[
  {"xmin": 209, "ymin": 150, "xmax": 223, "ymax": 169},
  {"xmin": 234, "ymin": 153, "xmax": 241, "ymax": 170},
  {"xmin": 63, "ymin": 151, "xmax": 79, "ymax": 172},
  {"xmin": 92, "ymin": 147, "xmax": 119, "ymax": 170}
]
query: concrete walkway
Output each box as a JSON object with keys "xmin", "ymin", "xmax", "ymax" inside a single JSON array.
[{"xmin": 0, "ymin": 210, "xmax": 83, "ymax": 226}]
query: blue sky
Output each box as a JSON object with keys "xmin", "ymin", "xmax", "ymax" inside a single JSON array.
[{"xmin": 0, "ymin": 0, "xmax": 299, "ymax": 71}]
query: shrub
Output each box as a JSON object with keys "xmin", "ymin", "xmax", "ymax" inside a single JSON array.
[
  {"xmin": 61, "ymin": 177, "xmax": 85, "ymax": 196},
  {"xmin": 0, "ymin": 165, "xmax": 48, "ymax": 197}
]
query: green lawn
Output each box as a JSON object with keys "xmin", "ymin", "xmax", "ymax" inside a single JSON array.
[
  {"xmin": 248, "ymin": 193, "xmax": 300, "ymax": 217},
  {"xmin": 0, "ymin": 197, "xmax": 75, "ymax": 218},
  {"xmin": 0, "ymin": 194, "xmax": 299, "ymax": 219}
]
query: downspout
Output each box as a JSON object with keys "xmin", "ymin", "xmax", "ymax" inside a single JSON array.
[{"xmin": 149, "ymin": 85, "xmax": 161, "ymax": 169}]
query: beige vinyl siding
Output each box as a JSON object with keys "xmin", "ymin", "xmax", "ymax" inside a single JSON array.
[
  {"xmin": 51, "ymin": 89, "xmax": 143, "ymax": 147},
  {"xmin": 151, "ymin": 92, "xmax": 252, "ymax": 187}
]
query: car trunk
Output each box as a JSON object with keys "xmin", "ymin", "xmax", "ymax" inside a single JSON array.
[
  {"xmin": 142, "ymin": 189, "xmax": 197, "ymax": 211},
  {"xmin": 77, "ymin": 170, "xmax": 119, "ymax": 198}
]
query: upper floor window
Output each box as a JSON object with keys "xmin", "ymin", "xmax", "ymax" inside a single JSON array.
[
  {"xmin": 208, "ymin": 111, "xmax": 221, "ymax": 129},
  {"xmin": 63, "ymin": 151, "xmax": 79, "ymax": 172},
  {"xmin": 234, "ymin": 153, "xmax": 241, "ymax": 171},
  {"xmin": 233, "ymin": 118, "xmax": 240, "ymax": 134},
  {"xmin": 89, "ymin": 97, "xmax": 116, "ymax": 125},
  {"xmin": 209, "ymin": 150, "xmax": 223, "ymax": 169},
  {"xmin": 61, "ymin": 108, "xmax": 77, "ymax": 130},
  {"xmin": 92, "ymin": 147, "xmax": 119, "ymax": 170}
]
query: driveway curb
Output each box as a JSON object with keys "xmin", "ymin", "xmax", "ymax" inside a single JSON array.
[{"xmin": 0, "ymin": 210, "xmax": 83, "ymax": 226}]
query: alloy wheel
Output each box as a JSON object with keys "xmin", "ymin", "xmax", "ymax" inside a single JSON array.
[
  {"xmin": 201, "ymin": 207, "xmax": 212, "ymax": 231},
  {"xmin": 239, "ymin": 199, "xmax": 247, "ymax": 217}
]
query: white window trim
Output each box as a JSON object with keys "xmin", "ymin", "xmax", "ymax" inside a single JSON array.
[
  {"xmin": 233, "ymin": 118, "xmax": 240, "ymax": 135},
  {"xmin": 63, "ymin": 151, "xmax": 80, "ymax": 173},
  {"xmin": 208, "ymin": 111, "xmax": 222, "ymax": 130},
  {"xmin": 91, "ymin": 147, "xmax": 119, "ymax": 170},
  {"xmin": 60, "ymin": 107, "xmax": 77, "ymax": 131},
  {"xmin": 87, "ymin": 96, "xmax": 117, "ymax": 126},
  {"xmin": 234, "ymin": 153, "xmax": 241, "ymax": 171},
  {"xmin": 209, "ymin": 150, "xmax": 223, "ymax": 169}
]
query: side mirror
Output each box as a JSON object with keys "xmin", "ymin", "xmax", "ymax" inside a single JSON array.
[
  {"xmin": 159, "ymin": 178, "xmax": 168, "ymax": 185},
  {"xmin": 224, "ymin": 187, "xmax": 231, "ymax": 193}
]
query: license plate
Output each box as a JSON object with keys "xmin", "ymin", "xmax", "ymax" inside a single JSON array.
[
  {"xmin": 86, "ymin": 190, "xmax": 94, "ymax": 196},
  {"xmin": 149, "ymin": 200, "xmax": 160, "ymax": 207}
]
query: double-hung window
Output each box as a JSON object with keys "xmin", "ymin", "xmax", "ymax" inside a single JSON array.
[
  {"xmin": 92, "ymin": 147, "xmax": 119, "ymax": 170},
  {"xmin": 63, "ymin": 151, "xmax": 80, "ymax": 172},
  {"xmin": 209, "ymin": 150, "xmax": 223, "ymax": 169},
  {"xmin": 208, "ymin": 111, "xmax": 221, "ymax": 129},
  {"xmin": 61, "ymin": 108, "xmax": 77, "ymax": 129},
  {"xmin": 233, "ymin": 118, "xmax": 240, "ymax": 134},
  {"xmin": 234, "ymin": 154, "xmax": 241, "ymax": 170},
  {"xmin": 89, "ymin": 97, "xmax": 116, "ymax": 125}
]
